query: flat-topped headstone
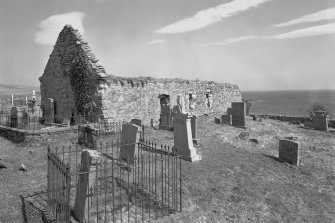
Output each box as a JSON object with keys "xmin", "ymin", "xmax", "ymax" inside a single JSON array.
[
  {"xmin": 120, "ymin": 123, "xmax": 141, "ymax": 164},
  {"xmin": 10, "ymin": 106, "xmax": 18, "ymax": 128},
  {"xmin": 231, "ymin": 102, "xmax": 246, "ymax": 128},
  {"xmin": 279, "ymin": 139, "xmax": 300, "ymax": 165},
  {"xmin": 312, "ymin": 116, "xmax": 328, "ymax": 131},
  {"xmin": 221, "ymin": 115, "xmax": 232, "ymax": 125},
  {"xmin": 173, "ymin": 113, "xmax": 201, "ymax": 162}
]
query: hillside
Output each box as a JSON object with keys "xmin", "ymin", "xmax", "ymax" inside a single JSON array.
[{"xmin": 0, "ymin": 114, "xmax": 334, "ymax": 222}]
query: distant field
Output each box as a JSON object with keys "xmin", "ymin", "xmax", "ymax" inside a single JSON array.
[{"xmin": 0, "ymin": 84, "xmax": 39, "ymax": 99}]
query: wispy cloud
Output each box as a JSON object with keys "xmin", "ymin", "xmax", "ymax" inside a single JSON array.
[
  {"xmin": 273, "ymin": 23, "xmax": 335, "ymax": 39},
  {"xmin": 34, "ymin": 12, "xmax": 85, "ymax": 46},
  {"xmin": 201, "ymin": 23, "xmax": 335, "ymax": 46},
  {"xmin": 147, "ymin": 39, "xmax": 165, "ymax": 45},
  {"xmin": 274, "ymin": 7, "xmax": 335, "ymax": 27},
  {"xmin": 155, "ymin": 0, "xmax": 272, "ymax": 34},
  {"xmin": 199, "ymin": 36, "xmax": 257, "ymax": 46}
]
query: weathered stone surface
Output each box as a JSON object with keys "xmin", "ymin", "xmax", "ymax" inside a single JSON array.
[
  {"xmin": 221, "ymin": 115, "xmax": 232, "ymax": 125},
  {"xmin": 279, "ymin": 139, "xmax": 299, "ymax": 165},
  {"xmin": 10, "ymin": 107, "xmax": 18, "ymax": 128},
  {"xmin": 312, "ymin": 116, "xmax": 328, "ymax": 131},
  {"xmin": 120, "ymin": 123, "xmax": 141, "ymax": 164},
  {"xmin": 231, "ymin": 102, "xmax": 246, "ymax": 128},
  {"xmin": 173, "ymin": 113, "xmax": 201, "ymax": 162},
  {"xmin": 39, "ymin": 25, "xmax": 242, "ymax": 125},
  {"xmin": 73, "ymin": 149, "xmax": 103, "ymax": 222},
  {"xmin": 214, "ymin": 117, "xmax": 221, "ymax": 124},
  {"xmin": 250, "ymin": 138, "xmax": 258, "ymax": 143},
  {"xmin": 21, "ymin": 109, "xmax": 28, "ymax": 128},
  {"xmin": 159, "ymin": 104, "xmax": 173, "ymax": 130},
  {"xmin": 19, "ymin": 163, "xmax": 27, "ymax": 171},
  {"xmin": 227, "ymin": 107, "xmax": 232, "ymax": 115},
  {"xmin": 304, "ymin": 119, "xmax": 314, "ymax": 128}
]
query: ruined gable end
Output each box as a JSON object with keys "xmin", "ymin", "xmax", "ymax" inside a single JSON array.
[{"xmin": 39, "ymin": 25, "xmax": 108, "ymax": 123}]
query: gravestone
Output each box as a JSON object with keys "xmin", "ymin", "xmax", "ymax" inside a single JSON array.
[
  {"xmin": 214, "ymin": 117, "xmax": 221, "ymax": 124},
  {"xmin": 190, "ymin": 115, "xmax": 198, "ymax": 145},
  {"xmin": 221, "ymin": 115, "xmax": 232, "ymax": 125},
  {"xmin": 173, "ymin": 113, "xmax": 201, "ymax": 162},
  {"xmin": 120, "ymin": 123, "xmax": 141, "ymax": 164},
  {"xmin": 312, "ymin": 116, "xmax": 328, "ymax": 131},
  {"xmin": 46, "ymin": 98, "xmax": 54, "ymax": 124},
  {"xmin": 10, "ymin": 106, "xmax": 18, "ymax": 128},
  {"xmin": 304, "ymin": 119, "xmax": 314, "ymax": 128},
  {"xmin": 279, "ymin": 139, "xmax": 300, "ymax": 165},
  {"xmin": 159, "ymin": 104, "xmax": 173, "ymax": 130},
  {"xmin": 231, "ymin": 102, "xmax": 246, "ymax": 128},
  {"xmin": 21, "ymin": 108, "xmax": 28, "ymax": 128},
  {"xmin": 245, "ymin": 101, "xmax": 252, "ymax": 116},
  {"xmin": 73, "ymin": 149, "xmax": 103, "ymax": 222}
]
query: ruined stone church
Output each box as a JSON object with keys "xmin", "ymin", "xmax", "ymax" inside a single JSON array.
[{"xmin": 39, "ymin": 25, "xmax": 242, "ymax": 124}]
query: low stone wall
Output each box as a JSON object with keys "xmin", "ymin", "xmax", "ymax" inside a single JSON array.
[{"xmin": 251, "ymin": 113, "xmax": 335, "ymax": 127}]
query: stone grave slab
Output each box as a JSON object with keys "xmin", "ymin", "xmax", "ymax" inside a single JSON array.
[
  {"xmin": 120, "ymin": 123, "xmax": 141, "ymax": 164},
  {"xmin": 159, "ymin": 104, "xmax": 173, "ymax": 130},
  {"xmin": 279, "ymin": 139, "xmax": 299, "ymax": 165},
  {"xmin": 221, "ymin": 115, "xmax": 232, "ymax": 125},
  {"xmin": 312, "ymin": 116, "xmax": 328, "ymax": 131},
  {"xmin": 173, "ymin": 113, "xmax": 201, "ymax": 162},
  {"xmin": 231, "ymin": 102, "xmax": 246, "ymax": 128},
  {"xmin": 10, "ymin": 106, "xmax": 18, "ymax": 128}
]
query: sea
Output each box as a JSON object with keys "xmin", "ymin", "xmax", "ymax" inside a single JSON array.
[{"xmin": 242, "ymin": 89, "xmax": 335, "ymax": 117}]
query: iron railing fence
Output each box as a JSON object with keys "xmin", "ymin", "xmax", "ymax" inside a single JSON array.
[{"xmin": 43, "ymin": 140, "xmax": 182, "ymax": 223}]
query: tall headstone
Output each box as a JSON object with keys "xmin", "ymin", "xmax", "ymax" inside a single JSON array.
[
  {"xmin": 47, "ymin": 98, "xmax": 54, "ymax": 123},
  {"xmin": 190, "ymin": 115, "xmax": 198, "ymax": 145},
  {"xmin": 279, "ymin": 139, "xmax": 300, "ymax": 165},
  {"xmin": 73, "ymin": 149, "xmax": 103, "ymax": 222},
  {"xmin": 312, "ymin": 111, "xmax": 328, "ymax": 131},
  {"xmin": 231, "ymin": 102, "xmax": 246, "ymax": 128},
  {"xmin": 159, "ymin": 104, "xmax": 173, "ymax": 130},
  {"xmin": 10, "ymin": 106, "xmax": 18, "ymax": 128},
  {"xmin": 21, "ymin": 108, "xmax": 28, "ymax": 128},
  {"xmin": 173, "ymin": 113, "xmax": 201, "ymax": 162},
  {"xmin": 120, "ymin": 123, "xmax": 141, "ymax": 164}
]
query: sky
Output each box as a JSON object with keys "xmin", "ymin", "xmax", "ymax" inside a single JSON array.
[{"xmin": 0, "ymin": 0, "xmax": 334, "ymax": 91}]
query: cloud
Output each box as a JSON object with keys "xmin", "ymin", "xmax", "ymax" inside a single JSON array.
[
  {"xmin": 147, "ymin": 39, "xmax": 166, "ymax": 45},
  {"xmin": 200, "ymin": 23, "xmax": 335, "ymax": 46},
  {"xmin": 155, "ymin": 0, "xmax": 272, "ymax": 34},
  {"xmin": 34, "ymin": 12, "xmax": 85, "ymax": 46},
  {"xmin": 273, "ymin": 23, "xmax": 335, "ymax": 39},
  {"xmin": 199, "ymin": 36, "xmax": 257, "ymax": 46},
  {"xmin": 274, "ymin": 7, "xmax": 335, "ymax": 27}
]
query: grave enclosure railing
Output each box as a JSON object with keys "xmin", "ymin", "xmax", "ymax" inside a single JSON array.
[{"xmin": 41, "ymin": 140, "xmax": 182, "ymax": 223}]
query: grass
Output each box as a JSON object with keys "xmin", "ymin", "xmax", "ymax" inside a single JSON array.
[{"xmin": 0, "ymin": 114, "xmax": 334, "ymax": 222}]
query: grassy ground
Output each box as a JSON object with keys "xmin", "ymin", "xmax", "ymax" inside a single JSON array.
[{"xmin": 0, "ymin": 115, "xmax": 334, "ymax": 222}]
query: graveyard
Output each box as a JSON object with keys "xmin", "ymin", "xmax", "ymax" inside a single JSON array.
[{"xmin": 0, "ymin": 112, "xmax": 334, "ymax": 222}]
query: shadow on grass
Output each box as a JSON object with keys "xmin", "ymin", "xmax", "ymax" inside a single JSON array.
[{"xmin": 262, "ymin": 154, "xmax": 280, "ymax": 162}]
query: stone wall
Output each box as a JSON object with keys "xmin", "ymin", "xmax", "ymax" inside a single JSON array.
[
  {"xmin": 39, "ymin": 25, "xmax": 242, "ymax": 125},
  {"xmin": 101, "ymin": 78, "xmax": 241, "ymax": 124}
]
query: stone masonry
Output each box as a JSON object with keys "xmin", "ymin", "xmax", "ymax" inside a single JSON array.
[{"xmin": 40, "ymin": 25, "xmax": 242, "ymax": 125}]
